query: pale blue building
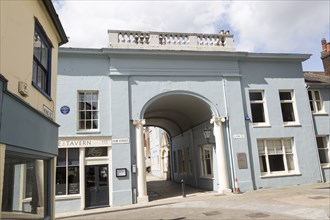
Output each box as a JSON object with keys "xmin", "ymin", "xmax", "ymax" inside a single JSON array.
[{"xmin": 55, "ymin": 30, "xmax": 329, "ymax": 215}]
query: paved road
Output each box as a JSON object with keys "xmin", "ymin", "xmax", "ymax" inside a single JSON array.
[{"xmin": 57, "ymin": 176, "xmax": 330, "ymax": 220}]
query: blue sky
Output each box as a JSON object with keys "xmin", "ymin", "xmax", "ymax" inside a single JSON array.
[{"xmin": 54, "ymin": 0, "xmax": 329, "ymax": 71}]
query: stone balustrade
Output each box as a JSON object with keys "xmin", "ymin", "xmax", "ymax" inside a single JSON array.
[{"xmin": 108, "ymin": 30, "xmax": 235, "ymax": 51}]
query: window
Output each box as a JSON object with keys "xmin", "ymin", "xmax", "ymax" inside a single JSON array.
[
  {"xmin": 200, "ymin": 145, "xmax": 213, "ymax": 177},
  {"xmin": 2, "ymin": 153, "xmax": 48, "ymax": 216},
  {"xmin": 186, "ymin": 147, "xmax": 193, "ymax": 175},
  {"xmin": 78, "ymin": 91, "xmax": 99, "ymax": 130},
  {"xmin": 257, "ymin": 138, "xmax": 297, "ymax": 176},
  {"xmin": 85, "ymin": 147, "xmax": 108, "ymax": 157},
  {"xmin": 316, "ymin": 136, "xmax": 329, "ymax": 165},
  {"xmin": 178, "ymin": 149, "xmax": 185, "ymax": 174},
  {"xmin": 249, "ymin": 91, "xmax": 268, "ymax": 125},
  {"xmin": 32, "ymin": 20, "xmax": 52, "ymax": 96},
  {"xmin": 279, "ymin": 91, "xmax": 298, "ymax": 124},
  {"xmin": 56, "ymin": 148, "xmax": 80, "ymax": 195},
  {"xmin": 308, "ymin": 90, "xmax": 324, "ymax": 113},
  {"xmin": 173, "ymin": 151, "xmax": 177, "ymax": 173}
]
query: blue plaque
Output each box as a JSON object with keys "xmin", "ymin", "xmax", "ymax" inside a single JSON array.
[{"xmin": 60, "ymin": 106, "xmax": 70, "ymax": 115}]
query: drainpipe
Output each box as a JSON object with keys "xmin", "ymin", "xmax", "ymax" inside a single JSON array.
[{"xmin": 222, "ymin": 78, "xmax": 236, "ymax": 192}]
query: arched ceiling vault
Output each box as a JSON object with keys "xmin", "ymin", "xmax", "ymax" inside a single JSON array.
[{"xmin": 143, "ymin": 94, "xmax": 213, "ymax": 137}]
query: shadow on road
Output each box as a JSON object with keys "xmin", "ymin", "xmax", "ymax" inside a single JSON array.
[{"xmin": 147, "ymin": 174, "xmax": 211, "ymax": 201}]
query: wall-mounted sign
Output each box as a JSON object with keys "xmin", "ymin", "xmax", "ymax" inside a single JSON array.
[
  {"xmin": 43, "ymin": 105, "xmax": 53, "ymax": 119},
  {"xmin": 112, "ymin": 138, "xmax": 130, "ymax": 144},
  {"xmin": 233, "ymin": 134, "xmax": 245, "ymax": 139},
  {"xmin": 58, "ymin": 137, "xmax": 111, "ymax": 148},
  {"xmin": 116, "ymin": 168, "xmax": 127, "ymax": 177},
  {"xmin": 60, "ymin": 105, "xmax": 70, "ymax": 115},
  {"xmin": 237, "ymin": 153, "xmax": 248, "ymax": 169}
]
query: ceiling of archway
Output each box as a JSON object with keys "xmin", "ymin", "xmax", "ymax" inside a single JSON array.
[{"xmin": 144, "ymin": 94, "xmax": 213, "ymax": 137}]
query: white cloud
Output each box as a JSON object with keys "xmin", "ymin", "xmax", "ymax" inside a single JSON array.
[{"xmin": 54, "ymin": 0, "xmax": 329, "ymax": 70}]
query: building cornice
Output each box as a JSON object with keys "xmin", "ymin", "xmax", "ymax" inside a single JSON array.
[
  {"xmin": 42, "ymin": 0, "xmax": 68, "ymax": 46},
  {"xmin": 59, "ymin": 47, "xmax": 311, "ymax": 62}
]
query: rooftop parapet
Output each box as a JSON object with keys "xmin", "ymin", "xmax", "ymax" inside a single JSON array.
[{"xmin": 108, "ymin": 30, "xmax": 235, "ymax": 51}]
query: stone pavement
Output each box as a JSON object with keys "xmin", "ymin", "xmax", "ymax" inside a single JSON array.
[{"xmin": 56, "ymin": 175, "xmax": 330, "ymax": 220}]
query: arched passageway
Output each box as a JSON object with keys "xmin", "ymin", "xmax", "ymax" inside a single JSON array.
[{"xmin": 134, "ymin": 93, "xmax": 229, "ymax": 202}]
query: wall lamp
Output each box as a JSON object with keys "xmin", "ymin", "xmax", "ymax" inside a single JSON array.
[{"xmin": 203, "ymin": 126, "xmax": 212, "ymax": 143}]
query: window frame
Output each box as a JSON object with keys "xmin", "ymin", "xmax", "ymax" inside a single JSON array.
[
  {"xmin": 178, "ymin": 149, "xmax": 186, "ymax": 174},
  {"xmin": 279, "ymin": 90, "xmax": 299, "ymax": 126},
  {"xmin": 308, "ymin": 90, "xmax": 325, "ymax": 114},
  {"xmin": 32, "ymin": 19, "xmax": 52, "ymax": 98},
  {"xmin": 316, "ymin": 136, "xmax": 330, "ymax": 167},
  {"xmin": 257, "ymin": 138, "xmax": 299, "ymax": 177},
  {"xmin": 249, "ymin": 90, "xmax": 269, "ymax": 127},
  {"xmin": 200, "ymin": 144, "xmax": 213, "ymax": 178},
  {"xmin": 55, "ymin": 148, "xmax": 80, "ymax": 196},
  {"xmin": 77, "ymin": 90, "xmax": 100, "ymax": 132}
]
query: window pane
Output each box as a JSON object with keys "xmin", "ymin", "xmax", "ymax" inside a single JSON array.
[
  {"xmin": 316, "ymin": 101, "xmax": 322, "ymax": 111},
  {"xmin": 92, "ymin": 101, "xmax": 98, "ymax": 110},
  {"xmin": 99, "ymin": 166, "xmax": 108, "ymax": 187},
  {"xmin": 41, "ymin": 42, "xmax": 49, "ymax": 68},
  {"xmin": 68, "ymin": 167, "xmax": 79, "ymax": 194},
  {"xmin": 85, "ymin": 147, "xmax": 108, "ymax": 157},
  {"xmin": 251, "ymin": 103, "xmax": 265, "ymax": 122},
  {"xmin": 92, "ymin": 120, "xmax": 98, "ymax": 129},
  {"xmin": 56, "ymin": 167, "xmax": 66, "ymax": 195},
  {"xmin": 79, "ymin": 120, "xmax": 86, "ymax": 129},
  {"xmin": 279, "ymin": 92, "xmax": 291, "ymax": 100},
  {"xmin": 86, "ymin": 167, "xmax": 95, "ymax": 187},
  {"xmin": 319, "ymin": 149, "xmax": 329, "ymax": 163},
  {"xmin": 281, "ymin": 103, "xmax": 295, "ymax": 122},
  {"xmin": 286, "ymin": 154, "xmax": 295, "ymax": 170},
  {"xmin": 259, "ymin": 156, "xmax": 267, "ymax": 172},
  {"xmin": 57, "ymin": 148, "xmax": 66, "ymax": 166},
  {"xmin": 33, "ymin": 33, "xmax": 41, "ymax": 60},
  {"xmin": 205, "ymin": 158, "xmax": 212, "ymax": 175},
  {"xmin": 268, "ymin": 155, "xmax": 285, "ymax": 172},
  {"xmin": 25, "ymin": 162, "xmax": 34, "ymax": 198},
  {"xmin": 68, "ymin": 148, "xmax": 79, "ymax": 166},
  {"xmin": 79, "ymin": 102, "xmax": 85, "ymax": 110},
  {"xmin": 249, "ymin": 92, "xmax": 262, "ymax": 101},
  {"xmin": 314, "ymin": 91, "xmax": 320, "ymax": 100},
  {"xmin": 308, "ymin": 91, "xmax": 312, "ymax": 100},
  {"xmin": 79, "ymin": 93, "xmax": 85, "ymax": 102},
  {"xmin": 316, "ymin": 137, "xmax": 325, "ymax": 149},
  {"xmin": 309, "ymin": 101, "xmax": 315, "ymax": 111},
  {"xmin": 79, "ymin": 111, "xmax": 85, "ymax": 120}
]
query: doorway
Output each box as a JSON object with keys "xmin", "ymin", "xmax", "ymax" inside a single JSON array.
[{"xmin": 85, "ymin": 165, "xmax": 109, "ymax": 209}]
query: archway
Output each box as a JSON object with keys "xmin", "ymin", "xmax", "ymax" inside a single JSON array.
[{"xmin": 135, "ymin": 92, "xmax": 227, "ymax": 201}]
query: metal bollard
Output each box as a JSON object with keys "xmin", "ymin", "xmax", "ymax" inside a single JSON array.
[{"xmin": 181, "ymin": 179, "xmax": 186, "ymax": 197}]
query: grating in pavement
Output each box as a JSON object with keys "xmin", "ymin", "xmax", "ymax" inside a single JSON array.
[{"xmin": 246, "ymin": 212, "xmax": 270, "ymax": 218}]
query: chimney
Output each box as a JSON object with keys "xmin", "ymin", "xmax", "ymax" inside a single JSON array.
[{"xmin": 321, "ymin": 38, "xmax": 330, "ymax": 76}]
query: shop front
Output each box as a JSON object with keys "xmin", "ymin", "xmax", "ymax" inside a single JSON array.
[{"xmin": 55, "ymin": 136, "xmax": 112, "ymax": 213}]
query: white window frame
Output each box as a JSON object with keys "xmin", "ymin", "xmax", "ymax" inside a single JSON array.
[
  {"xmin": 279, "ymin": 90, "xmax": 299, "ymax": 126},
  {"xmin": 178, "ymin": 149, "xmax": 185, "ymax": 174},
  {"xmin": 77, "ymin": 90, "xmax": 99, "ymax": 132},
  {"xmin": 249, "ymin": 90, "xmax": 269, "ymax": 127},
  {"xmin": 308, "ymin": 90, "xmax": 325, "ymax": 114},
  {"xmin": 200, "ymin": 144, "xmax": 213, "ymax": 178},
  {"xmin": 257, "ymin": 138, "xmax": 299, "ymax": 177},
  {"xmin": 316, "ymin": 136, "xmax": 330, "ymax": 168}
]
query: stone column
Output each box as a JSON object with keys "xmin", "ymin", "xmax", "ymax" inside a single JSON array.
[
  {"xmin": 133, "ymin": 119, "xmax": 149, "ymax": 203},
  {"xmin": 210, "ymin": 117, "xmax": 230, "ymax": 193}
]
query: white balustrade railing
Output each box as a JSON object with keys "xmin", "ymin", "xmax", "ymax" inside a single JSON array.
[{"xmin": 108, "ymin": 30, "xmax": 235, "ymax": 51}]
